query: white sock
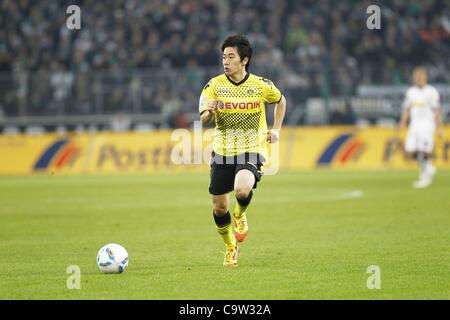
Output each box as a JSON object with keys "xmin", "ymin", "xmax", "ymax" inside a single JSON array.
[
  {"xmin": 417, "ymin": 154, "xmax": 426, "ymax": 178},
  {"xmin": 425, "ymin": 160, "xmax": 435, "ymax": 175}
]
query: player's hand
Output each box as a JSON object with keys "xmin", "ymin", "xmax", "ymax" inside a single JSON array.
[
  {"xmin": 206, "ymin": 100, "xmax": 219, "ymax": 115},
  {"xmin": 266, "ymin": 129, "xmax": 280, "ymax": 144},
  {"xmin": 437, "ymin": 127, "xmax": 444, "ymax": 139}
]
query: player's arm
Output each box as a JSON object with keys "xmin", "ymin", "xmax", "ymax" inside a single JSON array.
[
  {"xmin": 398, "ymin": 90, "xmax": 411, "ymax": 134},
  {"xmin": 398, "ymin": 106, "xmax": 410, "ymax": 133},
  {"xmin": 199, "ymin": 80, "xmax": 218, "ymax": 126},
  {"xmin": 200, "ymin": 101, "xmax": 218, "ymax": 125},
  {"xmin": 267, "ymin": 95, "xmax": 286, "ymax": 143},
  {"xmin": 434, "ymin": 106, "xmax": 444, "ymax": 138},
  {"xmin": 432, "ymin": 89, "xmax": 443, "ymax": 138},
  {"xmin": 261, "ymin": 77, "xmax": 286, "ymax": 144}
]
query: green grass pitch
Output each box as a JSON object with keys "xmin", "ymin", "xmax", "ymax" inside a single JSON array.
[{"xmin": 1, "ymin": 170, "xmax": 449, "ymax": 299}]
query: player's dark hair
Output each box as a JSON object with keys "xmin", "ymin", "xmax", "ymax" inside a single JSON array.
[{"xmin": 221, "ymin": 35, "xmax": 252, "ymax": 71}]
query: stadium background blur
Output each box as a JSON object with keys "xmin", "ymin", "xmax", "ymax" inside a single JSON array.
[
  {"xmin": 1, "ymin": 0, "xmax": 449, "ymax": 134},
  {"xmin": 2, "ymin": 0, "xmax": 450, "ymax": 301}
]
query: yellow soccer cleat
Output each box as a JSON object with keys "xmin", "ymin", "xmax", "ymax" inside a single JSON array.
[
  {"xmin": 223, "ymin": 245, "xmax": 239, "ymax": 267},
  {"xmin": 233, "ymin": 213, "xmax": 249, "ymax": 243}
]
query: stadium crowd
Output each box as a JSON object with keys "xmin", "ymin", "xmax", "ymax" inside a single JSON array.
[{"xmin": 0, "ymin": 0, "xmax": 449, "ymax": 121}]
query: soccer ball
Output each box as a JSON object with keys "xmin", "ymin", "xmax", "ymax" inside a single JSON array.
[{"xmin": 97, "ymin": 243, "xmax": 129, "ymax": 274}]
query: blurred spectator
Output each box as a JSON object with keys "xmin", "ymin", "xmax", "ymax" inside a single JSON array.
[
  {"xmin": 175, "ymin": 112, "xmax": 189, "ymax": 129},
  {"xmin": 49, "ymin": 60, "xmax": 73, "ymax": 114},
  {"xmin": 160, "ymin": 90, "xmax": 182, "ymax": 128},
  {"xmin": 329, "ymin": 100, "xmax": 357, "ymax": 125},
  {"xmin": 110, "ymin": 112, "xmax": 131, "ymax": 132}
]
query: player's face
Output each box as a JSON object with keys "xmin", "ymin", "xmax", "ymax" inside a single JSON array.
[
  {"xmin": 223, "ymin": 47, "xmax": 247, "ymax": 77},
  {"xmin": 413, "ymin": 70, "xmax": 427, "ymax": 88}
]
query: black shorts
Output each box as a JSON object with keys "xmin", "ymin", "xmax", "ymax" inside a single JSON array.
[{"xmin": 209, "ymin": 152, "xmax": 265, "ymax": 195}]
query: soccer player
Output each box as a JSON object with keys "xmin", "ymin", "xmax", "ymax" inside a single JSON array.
[
  {"xmin": 199, "ymin": 35, "xmax": 286, "ymax": 266},
  {"xmin": 398, "ymin": 66, "xmax": 443, "ymax": 188}
]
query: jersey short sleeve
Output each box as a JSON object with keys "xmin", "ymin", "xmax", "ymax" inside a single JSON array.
[
  {"xmin": 402, "ymin": 88, "xmax": 412, "ymax": 110},
  {"xmin": 199, "ymin": 80, "xmax": 217, "ymax": 114},
  {"xmin": 260, "ymin": 78, "xmax": 282, "ymax": 104}
]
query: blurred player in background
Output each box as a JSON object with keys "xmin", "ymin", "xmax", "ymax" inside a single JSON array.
[
  {"xmin": 199, "ymin": 35, "xmax": 286, "ymax": 267},
  {"xmin": 398, "ymin": 66, "xmax": 443, "ymax": 188}
]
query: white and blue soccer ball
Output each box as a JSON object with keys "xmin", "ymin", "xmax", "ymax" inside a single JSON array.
[{"xmin": 97, "ymin": 243, "xmax": 129, "ymax": 274}]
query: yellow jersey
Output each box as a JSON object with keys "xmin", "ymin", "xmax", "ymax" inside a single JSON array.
[{"xmin": 199, "ymin": 73, "xmax": 282, "ymax": 159}]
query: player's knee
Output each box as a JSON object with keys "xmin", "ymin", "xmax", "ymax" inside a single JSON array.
[
  {"xmin": 406, "ymin": 152, "xmax": 417, "ymax": 160},
  {"xmin": 234, "ymin": 186, "xmax": 251, "ymax": 200},
  {"xmin": 213, "ymin": 203, "xmax": 229, "ymax": 216}
]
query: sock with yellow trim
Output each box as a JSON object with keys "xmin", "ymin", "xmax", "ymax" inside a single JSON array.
[
  {"xmin": 234, "ymin": 191, "xmax": 253, "ymax": 219},
  {"xmin": 213, "ymin": 211, "xmax": 236, "ymax": 248}
]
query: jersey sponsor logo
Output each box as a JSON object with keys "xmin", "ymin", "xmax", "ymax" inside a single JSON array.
[
  {"xmin": 217, "ymin": 89, "xmax": 230, "ymax": 95},
  {"xmin": 411, "ymin": 101, "xmax": 426, "ymax": 108},
  {"xmin": 218, "ymin": 101, "xmax": 261, "ymax": 110}
]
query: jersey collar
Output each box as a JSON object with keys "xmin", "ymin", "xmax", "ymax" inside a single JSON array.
[{"xmin": 225, "ymin": 72, "xmax": 250, "ymax": 86}]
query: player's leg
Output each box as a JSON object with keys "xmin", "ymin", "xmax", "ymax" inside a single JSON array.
[
  {"xmin": 422, "ymin": 131, "xmax": 436, "ymax": 176},
  {"xmin": 419, "ymin": 152, "xmax": 436, "ymax": 180},
  {"xmin": 234, "ymin": 169, "xmax": 255, "ymax": 216},
  {"xmin": 405, "ymin": 130, "xmax": 423, "ymax": 185},
  {"xmin": 212, "ymin": 194, "xmax": 236, "ymax": 249},
  {"xmin": 212, "ymin": 194, "xmax": 239, "ymax": 266},
  {"xmin": 233, "ymin": 166, "xmax": 258, "ymax": 242},
  {"xmin": 413, "ymin": 131, "xmax": 435, "ymax": 188},
  {"xmin": 416, "ymin": 151, "xmax": 427, "ymax": 177},
  {"xmin": 413, "ymin": 152, "xmax": 431, "ymax": 188},
  {"xmin": 209, "ymin": 159, "xmax": 239, "ymax": 266},
  {"xmin": 423, "ymin": 152, "xmax": 436, "ymax": 176}
]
